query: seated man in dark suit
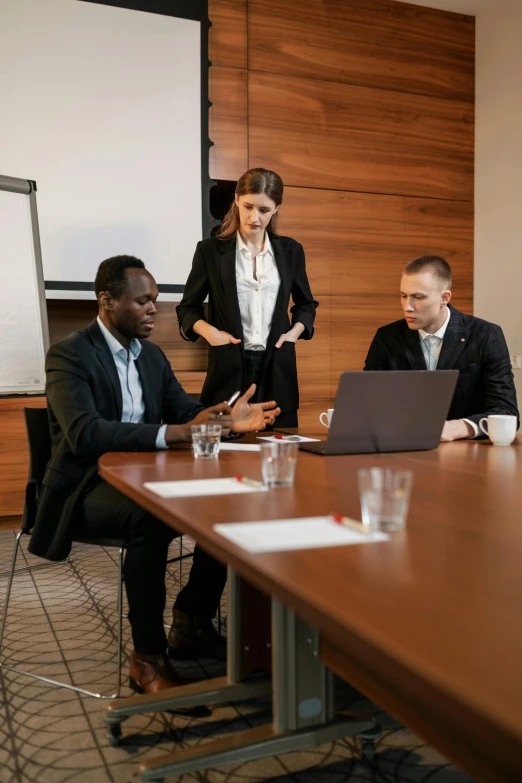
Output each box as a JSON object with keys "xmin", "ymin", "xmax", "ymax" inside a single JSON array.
[
  {"xmin": 29, "ymin": 255, "xmax": 280, "ymax": 694},
  {"xmin": 364, "ymin": 254, "xmax": 519, "ymax": 441}
]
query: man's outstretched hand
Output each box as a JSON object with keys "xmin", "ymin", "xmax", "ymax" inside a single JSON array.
[
  {"xmin": 166, "ymin": 402, "xmax": 232, "ymax": 444},
  {"xmin": 165, "ymin": 387, "xmax": 280, "ymax": 446},
  {"xmin": 231, "ymin": 384, "xmax": 281, "ymax": 432}
]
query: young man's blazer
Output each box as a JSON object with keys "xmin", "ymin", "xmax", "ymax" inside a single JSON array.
[{"xmin": 364, "ymin": 306, "xmax": 519, "ymax": 428}]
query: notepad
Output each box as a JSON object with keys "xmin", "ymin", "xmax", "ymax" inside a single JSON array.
[
  {"xmin": 144, "ymin": 477, "xmax": 267, "ymax": 498},
  {"xmin": 257, "ymin": 435, "xmax": 320, "ymax": 443},
  {"xmin": 219, "ymin": 442, "xmax": 261, "ymax": 452},
  {"xmin": 214, "ymin": 516, "xmax": 389, "ymax": 553}
]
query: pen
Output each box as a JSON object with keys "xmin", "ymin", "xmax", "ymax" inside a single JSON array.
[
  {"xmin": 235, "ymin": 474, "xmax": 264, "ymax": 488},
  {"xmin": 331, "ymin": 513, "xmax": 372, "ymax": 535},
  {"xmin": 220, "ymin": 390, "xmax": 241, "ymax": 415},
  {"xmin": 274, "ymin": 434, "xmax": 301, "ymax": 441}
]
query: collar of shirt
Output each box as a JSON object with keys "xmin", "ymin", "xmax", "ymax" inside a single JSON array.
[
  {"xmin": 236, "ymin": 231, "xmax": 273, "ymax": 260},
  {"xmin": 96, "ymin": 315, "xmax": 142, "ymax": 361},
  {"xmin": 418, "ymin": 308, "xmax": 451, "ymax": 343}
]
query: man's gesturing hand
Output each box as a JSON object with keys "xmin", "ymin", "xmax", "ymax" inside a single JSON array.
[
  {"xmin": 166, "ymin": 403, "xmax": 232, "ymax": 445},
  {"xmin": 230, "ymin": 384, "xmax": 281, "ymax": 432}
]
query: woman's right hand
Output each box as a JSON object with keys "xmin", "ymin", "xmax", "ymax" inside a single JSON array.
[{"xmin": 206, "ymin": 326, "xmax": 241, "ymax": 346}]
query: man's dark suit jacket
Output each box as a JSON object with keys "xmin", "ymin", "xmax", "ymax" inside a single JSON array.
[
  {"xmin": 176, "ymin": 235, "xmax": 318, "ymax": 413},
  {"xmin": 364, "ymin": 306, "xmax": 519, "ymax": 428},
  {"xmin": 28, "ymin": 320, "xmax": 203, "ymax": 562}
]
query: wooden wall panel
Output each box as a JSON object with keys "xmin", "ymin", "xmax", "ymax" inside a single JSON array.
[
  {"xmin": 294, "ymin": 297, "xmax": 331, "ymax": 432},
  {"xmin": 248, "ymin": 0, "xmax": 474, "ymax": 102},
  {"xmin": 278, "ymin": 188, "xmax": 474, "ymax": 402},
  {"xmin": 249, "ymin": 71, "xmax": 474, "ymax": 201},
  {"xmin": 209, "ymin": 66, "xmax": 248, "ymax": 181},
  {"xmin": 0, "ymin": 397, "xmax": 47, "ymax": 517},
  {"xmin": 209, "ymin": 0, "xmax": 247, "ymax": 69},
  {"xmin": 46, "ymin": 300, "xmax": 208, "ymax": 375},
  {"xmin": 404, "ymin": 198, "xmax": 474, "ymax": 315}
]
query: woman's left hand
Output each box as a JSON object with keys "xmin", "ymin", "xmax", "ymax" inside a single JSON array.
[
  {"xmin": 275, "ymin": 322, "xmax": 305, "ymax": 348},
  {"xmin": 230, "ymin": 385, "xmax": 281, "ymax": 432}
]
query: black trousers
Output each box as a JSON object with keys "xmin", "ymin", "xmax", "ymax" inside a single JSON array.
[
  {"xmin": 244, "ymin": 350, "xmax": 298, "ymax": 429},
  {"xmin": 76, "ymin": 480, "xmax": 227, "ymax": 655}
]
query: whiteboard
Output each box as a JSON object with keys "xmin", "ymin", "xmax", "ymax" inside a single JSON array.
[
  {"xmin": 0, "ymin": 0, "xmax": 203, "ymax": 300},
  {"xmin": 0, "ymin": 177, "xmax": 49, "ymax": 394}
]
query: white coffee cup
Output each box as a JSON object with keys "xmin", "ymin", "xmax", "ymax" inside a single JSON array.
[
  {"xmin": 479, "ymin": 414, "xmax": 517, "ymax": 446},
  {"xmin": 319, "ymin": 408, "xmax": 334, "ymax": 428}
]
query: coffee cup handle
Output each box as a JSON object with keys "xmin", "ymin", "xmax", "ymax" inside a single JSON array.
[
  {"xmin": 479, "ymin": 418, "xmax": 489, "ymax": 437},
  {"xmin": 319, "ymin": 412, "xmax": 329, "ymax": 428}
]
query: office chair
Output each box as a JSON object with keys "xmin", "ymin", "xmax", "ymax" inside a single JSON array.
[{"xmin": 0, "ymin": 408, "xmax": 193, "ymax": 699}]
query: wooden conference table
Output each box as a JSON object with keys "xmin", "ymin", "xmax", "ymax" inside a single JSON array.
[{"xmin": 99, "ymin": 436, "xmax": 522, "ymax": 783}]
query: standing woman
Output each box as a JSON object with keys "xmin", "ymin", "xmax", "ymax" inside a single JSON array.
[{"xmin": 176, "ymin": 168, "xmax": 318, "ymax": 428}]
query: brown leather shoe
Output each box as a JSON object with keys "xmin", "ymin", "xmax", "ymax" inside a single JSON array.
[
  {"xmin": 129, "ymin": 650, "xmax": 181, "ymax": 694},
  {"xmin": 167, "ymin": 609, "xmax": 226, "ymax": 662}
]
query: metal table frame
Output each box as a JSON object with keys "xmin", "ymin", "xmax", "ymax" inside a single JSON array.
[{"xmin": 105, "ymin": 569, "xmax": 379, "ymax": 782}]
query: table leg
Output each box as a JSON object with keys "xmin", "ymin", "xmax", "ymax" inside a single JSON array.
[
  {"xmin": 136, "ymin": 597, "xmax": 376, "ymax": 782},
  {"xmin": 104, "ymin": 567, "xmax": 271, "ymax": 744}
]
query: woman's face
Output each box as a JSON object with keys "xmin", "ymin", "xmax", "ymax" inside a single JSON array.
[{"xmin": 235, "ymin": 192, "xmax": 278, "ymax": 238}]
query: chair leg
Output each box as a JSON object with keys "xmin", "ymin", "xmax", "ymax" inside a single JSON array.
[
  {"xmin": 0, "ymin": 539, "xmax": 125, "ymax": 699},
  {"xmin": 112, "ymin": 546, "xmax": 124, "ymax": 699},
  {"xmin": 0, "ymin": 532, "xmax": 22, "ymax": 653}
]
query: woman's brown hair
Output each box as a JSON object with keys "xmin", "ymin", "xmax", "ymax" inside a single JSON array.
[{"xmin": 218, "ymin": 168, "xmax": 284, "ymax": 240}]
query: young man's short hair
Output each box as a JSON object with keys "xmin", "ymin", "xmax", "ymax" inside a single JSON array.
[{"xmin": 404, "ymin": 254, "xmax": 452, "ymax": 289}]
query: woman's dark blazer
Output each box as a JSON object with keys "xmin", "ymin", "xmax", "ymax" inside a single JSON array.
[{"xmin": 176, "ymin": 234, "xmax": 319, "ymax": 413}]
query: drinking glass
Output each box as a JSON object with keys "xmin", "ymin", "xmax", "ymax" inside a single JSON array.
[
  {"xmin": 260, "ymin": 442, "xmax": 298, "ymax": 487},
  {"xmin": 191, "ymin": 424, "xmax": 222, "ymax": 459},
  {"xmin": 358, "ymin": 467, "xmax": 413, "ymax": 532}
]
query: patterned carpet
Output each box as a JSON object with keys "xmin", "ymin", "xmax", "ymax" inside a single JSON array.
[{"xmin": 0, "ymin": 530, "xmax": 475, "ymax": 783}]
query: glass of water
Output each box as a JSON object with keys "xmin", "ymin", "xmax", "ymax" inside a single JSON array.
[
  {"xmin": 260, "ymin": 442, "xmax": 298, "ymax": 487},
  {"xmin": 191, "ymin": 424, "xmax": 222, "ymax": 459},
  {"xmin": 357, "ymin": 467, "xmax": 413, "ymax": 532}
]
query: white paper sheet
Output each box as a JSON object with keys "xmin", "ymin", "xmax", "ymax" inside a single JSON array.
[
  {"xmin": 257, "ymin": 435, "xmax": 320, "ymax": 443},
  {"xmin": 219, "ymin": 443, "xmax": 261, "ymax": 452},
  {"xmin": 214, "ymin": 516, "xmax": 390, "ymax": 553},
  {"xmin": 144, "ymin": 477, "xmax": 267, "ymax": 498}
]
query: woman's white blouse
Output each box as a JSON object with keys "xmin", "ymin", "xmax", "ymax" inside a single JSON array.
[{"xmin": 235, "ymin": 232, "xmax": 281, "ymax": 350}]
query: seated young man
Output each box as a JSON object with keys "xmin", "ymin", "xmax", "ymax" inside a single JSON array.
[
  {"xmin": 29, "ymin": 255, "xmax": 280, "ymax": 694},
  {"xmin": 364, "ymin": 254, "xmax": 519, "ymax": 441}
]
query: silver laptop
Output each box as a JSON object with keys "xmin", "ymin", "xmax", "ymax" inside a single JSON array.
[{"xmin": 299, "ymin": 370, "xmax": 459, "ymax": 455}]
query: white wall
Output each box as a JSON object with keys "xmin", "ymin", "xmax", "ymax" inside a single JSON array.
[{"xmin": 475, "ymin": 0, "xmax": 522, "ymax": 400}]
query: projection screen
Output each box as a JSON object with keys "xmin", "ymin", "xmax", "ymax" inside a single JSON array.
[{"xmin": 0, "ymin": 0, "xmax": 210, "ymax": 299}]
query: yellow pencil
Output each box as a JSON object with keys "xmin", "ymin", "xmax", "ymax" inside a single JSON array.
[{"xmin": 331, "ymin": 514, "xmax": 372, "ymax": 535}]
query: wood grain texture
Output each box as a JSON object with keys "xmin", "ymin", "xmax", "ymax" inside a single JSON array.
[
  {"xmin": 248, "ymin": 0, "xmax": 474, "ymax": 102},
  {"xmin": 209, "ymin": 65, "xmax": 248, "ymax": 181},
  {"xmin": 209, "ymin": 0, "xmax": 247, "ymax": 69},
  {"xmin": 0, "ymin": 396, "xmax": 47, "ymax": 517},
  {"xmin": 98, "ymin": 440, "xmax": 522, "ymax": 782},
  {"xmin": 404, "ymin": 198, "xmax": 474, "ymax": 315},
  {"xmin": 248, "ymin": 71, "xmax": 474, "ymax": 201},
  {"xmin": 46, "ymin": 300, "xmax": 208, "ymax": 374},
  {"xmin": 0, "ymin": 515, "xmax": 22, "ymax": 531},
  {"xmin": 278, "ymin": 187, "xmax": 473, "ymax": 401}
]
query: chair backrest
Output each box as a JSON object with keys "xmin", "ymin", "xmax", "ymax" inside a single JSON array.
[{"xmin": 22, "ymin": 407, "xmax": 52, "ymax": 533}]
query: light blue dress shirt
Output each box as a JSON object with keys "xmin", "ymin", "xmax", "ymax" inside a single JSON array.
[{"xmin": 97, "ymin": 317, "xmax": 167, "ymax": 449}]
